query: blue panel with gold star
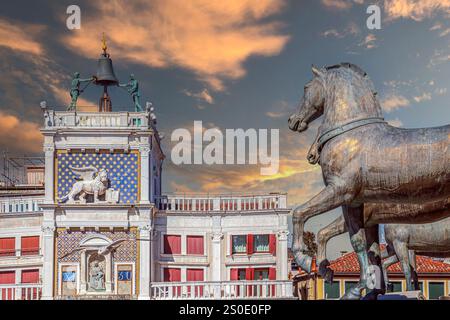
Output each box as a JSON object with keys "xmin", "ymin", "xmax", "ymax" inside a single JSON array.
[{"xmin": 56, "ymin": 152, "xmax": 139, "ymax": 204}]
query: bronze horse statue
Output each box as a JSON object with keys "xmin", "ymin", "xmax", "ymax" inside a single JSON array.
[
  {"xmin": 382, "ymin": 215, "xmax": 450, "ymax": 292},
  {"xmin": 288, "ymin": 63, "xmax": 450, "ymax": 299},
  {"xmin": 315, "ymin": 199, "xmax": 449, "ymax": 299}
]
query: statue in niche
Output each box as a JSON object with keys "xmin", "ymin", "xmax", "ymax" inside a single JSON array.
[{"xmin": 89, "ymin": 261, "xmax": 105, "ymax": 291}]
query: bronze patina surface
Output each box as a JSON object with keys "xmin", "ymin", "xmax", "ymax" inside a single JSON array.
[{"xmin": 287, "ymin": 63, "xmax": 450, "ymax": 299}]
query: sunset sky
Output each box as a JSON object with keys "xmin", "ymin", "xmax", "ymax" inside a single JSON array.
[{"xmin": 1, "ymin": 0, "xmax": 450, "ymax": 258}]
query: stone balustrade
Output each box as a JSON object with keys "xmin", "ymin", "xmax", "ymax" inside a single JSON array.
[
  {"xmin": 0, "ymin": 284, "xmax": 42, "ymax": 300},
  {"xmin": 0, "ymin": 198, "xmax": 44, "ymax": 214},
  {"xmin": 156, "ymin": 193, "xmax": 287, "ymax": 212},
  {"xmin": 42, "ymin": 110, "xmax": 151, "ymax": 129},
  {"xmin": 151, "ymin": 280, "xmax": 293, "ymax": 300}
]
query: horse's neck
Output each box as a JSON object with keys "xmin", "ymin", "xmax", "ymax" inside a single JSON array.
[{"xmin": 319, "ymin": 88, "xmax": 382, "ymax": 134}]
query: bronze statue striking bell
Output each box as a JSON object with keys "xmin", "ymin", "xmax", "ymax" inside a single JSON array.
[{"xmin": 95, "ymin": 54, "xmax": 119, "ymax": 86}]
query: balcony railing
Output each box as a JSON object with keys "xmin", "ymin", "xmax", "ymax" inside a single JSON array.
[
  {"xmin": 42, "ymin": 110, "xmax": 151, "ymax": 129},
  {"xmin": 0, "ymin": 284, "xmax": 42, "ymax": 300},
  {"xmin": 151, "ymin": 280, "xmax": 293, "ymax": 300},
  {"xmin": 156, "ymin": 194, "xmax": 287, "ymax": 213}
]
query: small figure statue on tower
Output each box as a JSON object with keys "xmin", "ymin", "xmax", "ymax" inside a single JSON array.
[
  {"xmin": 68, "ymin": 72, "xmax": 95, "ymax": 111},
  {"xmin": 119, "ymin": 74, "xmax": 143, "ymax": 112}
]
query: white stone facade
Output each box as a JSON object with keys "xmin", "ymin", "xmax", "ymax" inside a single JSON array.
[{"xmin": 0, "ymin": 109, "xmax": 292, "ymax": 300}]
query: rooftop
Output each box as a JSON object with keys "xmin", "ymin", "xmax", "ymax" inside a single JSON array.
[{"xmin": 329, "ymin": 251, "xmax": 450, "ymax": 275}]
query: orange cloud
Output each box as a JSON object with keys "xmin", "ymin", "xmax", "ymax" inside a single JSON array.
[
  {"xmin": 0, "ymin": 111, "xmax": 43, "ymax": 154},
  {"xmin": 321, "ymin": 0, "xmax": 353, "ymax": 10},
  {"xmin": 384, "ymin": 0, "xmax": 450, "ymax": 21},
  {"xmin": 62, "ymin": 0, "xmax": 290, "ymax": 91},
  {"xmin": 0, "ymin": 18, "xmax": 45, "ymax": 55},
  {"xmin": 381, "ymin": 93, "xmax": 410, "ymax": 112}
]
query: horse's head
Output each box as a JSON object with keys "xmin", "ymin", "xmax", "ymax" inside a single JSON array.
[{"xmin": 288, "ymin": 66, "xmax": 326, "ymax": 133}]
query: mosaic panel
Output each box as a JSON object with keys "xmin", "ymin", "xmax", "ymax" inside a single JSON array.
[
  {"xmin": 57, "ymin": 229, "xmax": 137, "ymax": 263},
  {"xmin": 55, "ymin": 229, "xmax": 138, "ymax": 294}
]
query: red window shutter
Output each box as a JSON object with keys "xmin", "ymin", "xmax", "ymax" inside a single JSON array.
[
  {"xmin": 0, "ymin": 271, "xmax": 15, "ymax": 284},
  {"xmin": 187, "ymin": 269, "xmax": 204, "ymax": 296},
  {"xmin": 21, "ymin": 269, "xmax": 39, "ymax": 283},
  {"xmin": 164, "ymin": 268, "xmax": 181, "ymax": 282},
  {"xmin": 230, "ymin": 268, "xmax": 239, "ymax": 280},
  {"xmin": 187, "ymin": 269, "xmax": 204, "ymax": 281},
  {"xmin": 164, "ymin": 235, "xmax": 181, "ymax": 254},
  {"xmin": 245, "ymin": 268, "xmax": 254, "ymax": 280},
  {"xmin": 246, "ymin": 234, "xmax": 254, "ymax": 255},
  {"xmin": 21, "ymin": 236, "xmax": 39, "ymax": 255},
  {"xmin": 187, "ymin": 236, "xmax": 204, "ymax": 255},
  {"xmin": 0, "ymin": 238, "xmax": 15, "ymax": 257},
  {"xmin": 269, "ymin": 267, "xmax": 276, "ymax": 280},
  {"xmin": 164, "ymin": 268, "xmax": 181, "ymax": 297},
  {"xmin": 269, "ymin": 234, "xmax": 276, "ymax": 256}
]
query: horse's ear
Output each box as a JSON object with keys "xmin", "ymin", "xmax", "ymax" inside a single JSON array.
[{"xmin": 311, "ymin": 65, "xmax": 324, "ymax": 78}]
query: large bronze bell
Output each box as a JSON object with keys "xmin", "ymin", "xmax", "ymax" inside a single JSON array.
[{"xmin": 95, "ymin": 54, "xmax": 119, "ymax": 86}]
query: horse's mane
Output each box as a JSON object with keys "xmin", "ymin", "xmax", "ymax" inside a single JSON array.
[
  {"xmin": 324, "ymin": 62, "xmax": 377, "ymax": 96},
  {"xmin": 325, "ymin": 62, "xmax": 368, "ymax": 78}
]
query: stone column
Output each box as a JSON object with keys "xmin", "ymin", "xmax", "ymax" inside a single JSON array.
[
  {"xmin": 210, "ymin": 215, "xmax": 223, "ymax": 282},
  {"xmin": 277, "ymin": 230, "xmax": 289, "ymax": 280},
  {"xmin": 41, "ymin": 224, "xmax": 55, "ymax": 300},
  {"xmin": 150, "ymin": 229, "xmax": 158, "ymax": 282},
  {"xmin": 138, "ymin": 224, "xmax": 151, "ymax": 300},
  {"xmin": 80, "ymin": 252, "xmax": 87, "ymax": 294},
  {"xmin": 105, "ymin": 253, "xmax": 113, "ymax": 293},
  {"xmin": 210, "ymin": 232, "xmax": 223, "ymax": 282},
  {"xmin": 139, "ymin": 146, "xmax": 150, "ymax": 205},
  {"xmin": 43, "ymin": 143, "xmax": 55, "ymax": 204}
]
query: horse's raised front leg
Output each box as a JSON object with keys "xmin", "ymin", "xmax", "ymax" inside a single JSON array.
[
  {"xmin": 292, "ymin": 183, "xmax": 355, "ymax": 272},
  {"xmin": 317, "ymin": 214, "xmax": 347, "ymax": 282},
  {"xmin": 307, "ymin": 131, "xmax": 321, "ymax": 165}
]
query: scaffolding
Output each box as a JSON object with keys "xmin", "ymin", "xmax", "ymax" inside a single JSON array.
[{"xmin": 0, "ymin": 152, "xmax": 44, "ymax": 187}]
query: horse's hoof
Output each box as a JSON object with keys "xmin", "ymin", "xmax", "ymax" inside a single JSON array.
[
  {"xmin": 324, "ymin": 268, "xmax": 334, "ymax": 283},
  {"xmin": 362, "ymin": 289, "xmax": 385, "ymax": 300},
  {"xmin": 318, "ymin": 259, "xmax": 334, "ymax": 282},
  {"xmin": 295, "ymin": 253, "xmax": 313, "ymax": 273},
  {"xmin": 340, "ymin": 287, "xmax": 362, "ymax": 300}
]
